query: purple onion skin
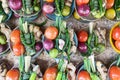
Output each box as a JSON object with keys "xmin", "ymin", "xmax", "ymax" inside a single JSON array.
[
  {"xmin": 77, "ymin": 4, "xmax": 90, "ymax": 17},
  {"xmin": 0, "ymin": 44, "xmax": 7, "ymax": 53},
  {"xmin": 35, "ymin": 42, "xmax": 43, "ymax": 52},
  {"xmin": 78, "ymin": 42, "xmax": 87, "ymax": 53},
  {"xmin": 8, "ymin": 0, "xmax": 22, "ymax": 10},
  {"xmin": 43, "ymin": 39, "xmax": 54, "ymax": 51},
  {"xmin": 42, "ymin": 3, "xmax": 54, "ymax": 14}
]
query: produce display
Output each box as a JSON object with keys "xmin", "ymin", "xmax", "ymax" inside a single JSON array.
[
  {"xmin": 8, "ymin": 0, "xmax": 42, "ymax": 21},
  {"xmin": 43, "ymin": 16, "xmax": 78, "ymax": 60},
  {"xmin": 75, "ymin": 0, "xmax": 106, "ymax": 21},
  {"xmin": 43, "ymin": 0, "xmax": 75, "ymax": 20},
  {"xmin": 0, "ymin": 0, "xmax": 120, "ymax": 80}
]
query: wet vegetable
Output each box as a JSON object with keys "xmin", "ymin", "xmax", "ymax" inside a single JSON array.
[
  {"xmin": 76, "ymin": 0, "xmax": 89, "ymax": 6},
  {"xmin": 43, "ymin": 39, "xmax": 54, "ymax": 51},
  {"xmin": 8, "ymin": 0, "xmax": 22, "ymax": 10},
  {"xmin": 43, "ymin": 3, "xmax": 54, "ymax": 14},
  {"xmin": 77, "ymin": 30, "xmax": 88, "ymax": 42},
  {"xmin": 62, "ymin": 6, "xmax": 70, "ymax": 16},
  {"xmin": 77, "ymin": 4, "xmax": 90, "ymax": 17},
  {"xmin": 112, "ymin": 26, "xmax": 120, "ymax": 40},
  {"xmin": 78, "ymin": 42, "xmax": 87, "ymax": 53},
  {"xmin": 35, "ymin": 42, "xmax": 43, "ymax": 52},
  {"xmin": 0, "ymin": 35, "xmax": 6, "ymax": 45}
]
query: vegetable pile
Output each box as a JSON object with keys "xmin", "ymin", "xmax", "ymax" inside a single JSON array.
[
  {"xmin": 77, "ymin": 55, "xmax": 108, "ymax": 80},
  {"xmin": 44, "ymin": 59, "xmax": 76, "ymax": 80},
  {"xmin": 77, "ymin": 22, "xmax": 106, "ymax": 56},
  {"xmin": 8, "ymin": 0, "xmax": 41, "ymax": 16},
  {"xmin": 43, "ymin": 0, "xmax": 73, "ymax": 18},
  {"xmin": 105, "ymin": 0, "xmax": 120, "ymax": 20},
  {"xmin": 76, "ymin": 0, "xmax": 106, "ymax": 20},
  {"xmin": 0, "ymin": 0, "xmax": 11, "ymax": 22},
  {"xmin": 43, "ymin": 16, "xmax": 77, "ymax": 60}
]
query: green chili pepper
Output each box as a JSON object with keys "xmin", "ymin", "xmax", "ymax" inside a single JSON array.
[
  {"xmin": 62, "ymin": 72, "xmax": 66, "ymax": 80},
  {"xmin": 58, "ymin": 59, "xmax": 64, "ymax": 70}
]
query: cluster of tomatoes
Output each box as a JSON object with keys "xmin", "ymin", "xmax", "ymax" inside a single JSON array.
[{"xmin": 112, "ymin": 26, "xmax": 120, "ymax": 50}]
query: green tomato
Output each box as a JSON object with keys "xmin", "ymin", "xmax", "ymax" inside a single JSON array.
[
  {"xmin": 62, "ymin": 6, "xmax": 70, "ymax": 16},
  {"xmin": 49, "ymin": 48, "xmax": 59, "ymax": 58},
  {"xmin": 0, "ymin": 35, "xmax": 6, "ymax": 45}
]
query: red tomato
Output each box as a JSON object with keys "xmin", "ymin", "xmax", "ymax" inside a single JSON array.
[
  {"xmin": 115, "ymin": 40, "xmax": 120, "ymax": 50},
  {"xmin": 43, "ymin": 66, "xmax": 58, "ymax": 80},
  {"xmin": 10, "ymin": 30, "xmax": 21, "ymax": 44},
  {"xmin": 76, "ymin": 0, "xmax": 89, "ymax": 6},
  {"xmin": 77, "ymin": 30, "xmax": 88, "ymax": 42},
  {"xmin": 78, "ymin": 70, "xmax": 91, "ymax": 80},
  {"xmin": 6, "ymin": 69, "xmax": 20, "ymax": 80},
  {"xmin": 13, "ymin": 43, "xmax": 25, "ymax": 56},
  {"xmin": 44, "ymin": 26, "xmax": 58, "ymax": 40},
  {"xmin": 109, "ymin": 66, "xmax": 120, "ymax": 80},
  {"xmin": 112, "ymin": 27, "xmax": 120, "ymax": 40},
  {"xmin": 106, "ymin": 0, "xmax": 114, "ymax": 9}
]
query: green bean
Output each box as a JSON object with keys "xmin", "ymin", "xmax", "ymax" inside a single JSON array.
[
  {"xmin": 55, "ymin": 0, "xmax": 62, "ymax": 15},
  {"xmin": 62, "ymin": 72, "xmax": 66, "ymax": 80}
]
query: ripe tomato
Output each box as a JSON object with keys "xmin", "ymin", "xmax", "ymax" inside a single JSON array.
[
  {"xmin": 13, "ymin": 43, "xmax": 25, "ymax": 56},
  {"xmin": 6, "ymin": 69, "xmax": 19, "ymax": 80},
  {"xmin": 109, "ymin": 66, "xmax": 120, "ymax": 80},
  {"xmin": 10, "ymin": 30, "xmax": 21, "ymax": 44},
  {"xmin": 112, "ymin": 27, "xmax": 120, "ymax": 40},
  {"xmin": 43, "ymin": 66, "xmax": 58, "ymax": 80},
  {"xmin": 106, "ymin": 0, "xmax": 114, "ymax": 9},
  {"xmin": 44, "ymin": 26, "xmax": 58, "ymax": 40},
  {"xmin": 115, "ymin": 40, "xmax": 120, "ymax": 50},
  {"xmin": 77, "ymin": 30, "xmax": 88, "ymax": 42},
  {"xmin": 78, "ymin": 70, "xmax": 91, "ymax": 80},
  {"xmin": 76, "ymin": 0, "xmax": 89, "ymax": 6},
  {"xmin": 45, "ymin": 0, "xmax": 54, "ymax": 3}
]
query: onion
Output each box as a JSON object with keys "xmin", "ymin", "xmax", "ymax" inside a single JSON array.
[
  {"xmin": 42, "ymin": 3, "xmax": 54, "ymax": 14},
  {"xmin": 14, "ymin": 13, "xmax": 20, "ymax": 18},
  {"xmin": 35, "ymin": 42, "xmax": 43, "ymax": 52},
  {"xmin": 78, "ymin": 42, "xmax": 87, "ymax": 53},
  {"xmin": 77, "ymin": 4, "xmax": 90, "ymax": 17},
  {"xmin": 8, "ymin": 0, "xmax": 22, "ymax": 10},
  {"xmin": 43, "ymin": 39, "xmax": 54, "ymax": 51}
]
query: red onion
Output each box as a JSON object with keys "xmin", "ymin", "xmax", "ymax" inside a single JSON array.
[
  {"xmin": 77, "ymin": 4, "xmax": 90, "ymax": 17},
  {"xmin": 78, "ymin": 42, "xmax": 87, "ymax": 53},
  {"xmin": 43, "ymin": 39, "xmax": 54, "ymax": 51},
  {"xmin": 42, "ymin": 3, "xmax": 54, "ymax": 14},
  {"xmin": 35, "ymin": 42, "xmax": 43, "ymax": 52},
  {"xmin": 8, "ymin": 0, "xmax": 22, "ymax": 10}
]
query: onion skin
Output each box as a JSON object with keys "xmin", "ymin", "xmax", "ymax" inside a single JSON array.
[
  {"xmin": 77, "ymin": 4, "xmax": 90, "ymax": 17},
  {"xmin": 43, "ymin": 39, "xmax": 54, "ymax": 51},
  {"xmin": 78, "ymin": 42, "xmax": 87, "ymax": 53},
  {"xmin": 42, "ymin": 3, "xmax": 54, "ymax": 14},
  {"xmin": 8, "ymin": 0, "xmax": 22, "ymax": 10}
]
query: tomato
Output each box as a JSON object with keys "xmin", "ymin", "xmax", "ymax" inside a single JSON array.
[
  {"xmin": 43, "ymin": 66, "xmax": 58, "ymax": 80},
  {"xmin": 109, "ymin": 66, "xmax": 120, "ymax": 80},
  {"xmin": 13, "ymin": 43, "xmax": 25, "ymax": 56},
  {"xmin": 112, "ymin": 27, "xmax": 120, "ymax": 40},
  {"xmin": 10, "ymin": 30, "xmax": 21, "ymax": 44},
  {"xmin": 78, "ymin": 70, "xmax": 91, "ymax": 80},
  {"xmin": 77, "ymin": 30, "xmax": 88, "ymax": 42},
  {"xmin": 62, "ymin": 6, "xmax": 70, "ymax": 16},
  {"xmin": 44, "ymin": 26, "xmax": 58, "ymax": 40},
  {"xmin": 6, "ymin": 69, "xmax": 19, "ymax": 80},
  {"xmin": 76, "ymin": 0, "xmax": 89, "ymax": 6},
  {"xmin": 106, "ymin": 0, "xmax": 114, "ymax": 9},
  {"xmin": 115, "ymin": 40, "xmax": 120, "ymax": 50},
  {"xmin": 45, "ymin": 0, "xmax": 54, "ymax": 3}
]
